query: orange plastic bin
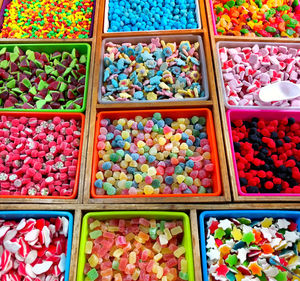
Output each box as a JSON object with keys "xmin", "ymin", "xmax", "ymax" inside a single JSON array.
[
  {"xmin": 91, "ymin": 108, "xmax": 222, "ymax": 198},
  {"xmin": 0, "ymin": 111, "xmax": 85, "ymax": 199}
]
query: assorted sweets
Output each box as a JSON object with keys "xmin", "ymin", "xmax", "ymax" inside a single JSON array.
[
  {"xmin": 0, "ymin": 115, "xmax": 82, "ymax": 197},
  {"xmin": 0, "ymin": 216, "xmax": 69, "ymax": 280},
  {"xmin": 107, "ymin": 0, "xmax": 198, "ymax": 32},
  {"xmin": 0, "ymin": 47, "xmax": 87, "ymax": 110},
  {"xmin": 0, "ymin": 0, "xmax": 94, "ymax": 39},
  {"xmin": 219, "ymin": 44, "xmax": 300, "ymax": 108},
  {"xmin": 231, "ymin": 116, "xmax": 300, "ymax": 194},
  {"xmin": 83, "ymin": 217, "xmax": 189, "ymax": 281},
  {"xmin": 213, "ymin": 0, "xmax": 300, "ymax": 37},
  {"xmin": 101, "ymin": 38, "xmax": 206, "ymax": 102},
  {"xmin": 94, "ymin": 113, "xmax": 215, "ymax": 196},
  {"xmin": 205, "ymin": 216, "xmax": 300, "ymax": 281}
]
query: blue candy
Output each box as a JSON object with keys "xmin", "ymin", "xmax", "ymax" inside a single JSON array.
[
  {"xmin": 165, "ymin": 176, "xmax": 174, "ymax": 185},
  {"xmin": 102, "ymin": 162, "xmax": 112, "ymax": 170},
  {"xmin": 94, "ymin": 179, "xmax": 103, "ymax": 188}
]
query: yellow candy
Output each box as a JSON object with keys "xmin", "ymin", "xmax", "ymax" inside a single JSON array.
[
  {"xmin": 180, "ymin": 143, "xmax": 188, "ymax": 150},
  {"xmin": 132, "ymin": 269, "xmax": 140, "ymax": 280},
  {"xmin": 235, "ymin": 271, "xmax": 245, "ymax": 281},
  {"xmin": 129, "ymin": 160, "xmax": 138, "ymax": 167},
  {"xmin": 158, "ymin": 137, "xmax": 167, "ymax": 146},
  {"xmin": 124, "ymin": 154, "xmax": 132, "ymax": 162},
  {"xmin": 174, "ymin": 133, "xmax": 181, "ymax": 141},
  {"xmin": 164, "ymin": 228, "xmax": 172, "ymax": 240},
  {"xmin": 153, "ymin": 241, "xmax": 162, "ymax": 253},
  {"xmin": 137, "ymin": 140, "xmax": 146, "ymax": 148},
  {"xmin": 134, "ymin": 174, "xmax": 143, "ymax": 183},
  {"xmin": 171, "ymin": 226, "xmax": 183, "ymax": 236},
  {"xmin": 232, "ymin": 226, "xmax": 243, "ymax": 241},
  {"xmin": 129, "ymin": 252, "xmax": 136, "ymax": 264},
  {"xmin": 124, "ymin": 142, "xmax": 130, "ymax": 150},
  {"xmin": 120, "ymin": 161, "xmax": 128, "ymax": 169},
  {"xmin": 261, "ymin": 218, "xmax": 273, "ymax": 228},
  {"xmin": 176, "ymin": 175, "xmax": 185, "ymax": 184},
  {"xmin": 147, "ymin": 92, "xmax": 157, "ymax": 100},
  {"xmin": 141, "ymin": 164, "xmax": 149, "ymax": 173},
  {"xmin": 85, "ymin": 241, "xmax": 93, "ymax": 254},
  {"xmin": 113, "ymin": 248, "xmax": 123, "ymax": 258},
  {"xmin": 156, "ymin": 266, "xmax": 163, "ymax": 279},
  {"xmin": 144, "ymin": 185, "xmax": 154, "ymax": 195},
  {"xmin": 174, "ymin": 246, "xmax": 186, "ymax": 258},
  {"xmin": 96, "ymin": 171, "xmax": 104, "ymax": 180},
  {"xmin": 119, "ymin": 172, "xmax": 128, "ymax": 181},
  {"xmin": 181, "ymin": 259, "xmax": 188, "ymax": 273},
  {"xmin": 148, "ymin": 167, "xmax": 157, "ymax": 176},
  {"xmin": 88, "ymin": 254, "xmax": 98, "ymax": 267},
  {"xmin": 118, "ymin": 119, "xmax": 126, "ymax": 126},
  {"xmin": 154, "ymin": 253, "xmax": 163, "ymax": 262},
  {"xmin": 121, "ymin": 131, "xmax": 130, "ymax": 139}
]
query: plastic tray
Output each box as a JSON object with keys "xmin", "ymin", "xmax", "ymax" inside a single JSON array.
[
  {"xmin": 199, "ymin": 210, "xmax": 300, "ymax": 281},
  {"xmin": 216, "ymin": 41, "xmax": 300, "ymax": 110},
  {"xmin": 98, "ymin": 35, "xmax": 209, "ymax": 104},
  {"xmin": 77, "ymin": 211, "xmax": 195, "ymax": 281},
  {"xmin": 208, "ymin": 0, "xmax": 218, "ymax": 35},
  {"xmin": 103, "ymin": 0, "xmax": 201, "ymax": 33},
  {"xmin": 0, "ymin": 111, "xmax": 85, "ymax": 199},
  {"xmin": 0, "ymin": 43, "xmax": 91, "ymax": 113},
  {"xmin": 91, "ymin": 108, "xmax": 222, "ymax": 198},
  {"xmin": 227, "ymin": 109, "xmax": 300, "ymax": 197},
  {"xmin": 0, "ymin": 210, "xmax": 73, "ymax": 281},
  {"xmin": 0, "ymin": 0, "xmax": 96, "ymax": 38}
]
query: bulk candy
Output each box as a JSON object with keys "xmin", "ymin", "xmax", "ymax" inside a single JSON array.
[
  {"xmin": 0, "ymin": 47, "xmax": 87, "ymax": 110},
  {"xmin": 205, "ymin": 216, "xmax": 300, "ymax": 281},
  {"xmin": 0, "ymin": 216, "xmax": 69, "ymax": 280},
  {"xmin": 84, "ymin": 218, "xmax": 188, "ymax": 281},
  {"xmin": 94, "ymin": 113, "xmax": 214, "ymax": 196},
  {"xmin": 219, "ymin": 44, "xmax": 300, "ymax": 107},
  {"xmin": 231, "ymin": 116, "xmax": 300, "ymax": 194},
  {"xmin": 0, "ymin": 115, "xmax": 82, "ymax": 196},
  {"xmin": 107, "ymin": 0, "xmax": 198, "ymax": 32},
  {"xmin": 0, "ymin": 0, "xmax": 93, "ymax": 39},
  {"xmin": 213, "ymin": 0, "xmax": 300, "ymax": 37},
  {"xmin": 101, "ymin": 38, "xmax": 205, "ymax": 102}
]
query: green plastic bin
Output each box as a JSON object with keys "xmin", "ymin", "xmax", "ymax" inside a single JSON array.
[
  {"xmin": 77, "ymin": 211, "xmax": 195, "ymax": 281},
  {"xmin": 0, "ymin": 43, "xmax": 91, "ymax": 113}
]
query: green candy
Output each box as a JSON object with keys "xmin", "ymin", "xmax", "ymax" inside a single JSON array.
[
  {"xmin": 116, "ymin": 149, "xmax": 125, "ymax": 158},
  {"xmin": 216, "ymin": 6, "xmax": 224, "ymax": 14},
  {"xmin": 112, "ymin": 260, "xmax": 119, "ymax": 270},
  {"xmin": 237, "ymin": 217, "xmax": 251, "ymax": 225},
  {"xmin": 175, "ymin": 165, "xmax": 183, "ymax": 174},
  {"xmin": 282, "ymin": 14, "xmax": 290, "ymax": 21},
  {"xmin": 153, "ymin": 112, "xmax": 162, "ymax": 120},
  {"xmin": 186, "ymin": 149, "xmax": 193, "ymax": 157},
  {"xmin": 107, "ymin": 185, "xmax": 116, "ymax": 195},
  {"xmin": 89, "ymin": 230, "xmax": 102, "ymax": 239},
  {"xmin": 241, "ymin": 28, "xmax": 249, "ymax": 34},
  {"xmin": 265, "ymin": 26, "xmax": 276, "ymax": 33},
  {"xmin": 6, "ymin": 79, "xmax": 16, "ymax": 89},
  {"xmin": 191, "ymin": 116, "xmax": 199, "ymax": 124},
  {"xmin": 214, "ymin": 228, "xmax": 225, "ymax": 239},
  {"xmin": 149, "ymin": 227, "xmax": 157, "ymax": 239},
  {"xmin": 110, "ymin": 153, "xmax": 119, "ymax": 163},
  {"xmin": 198, "ymin": 186, "xmax": 206, "ymax": 193},
  {"xmin": 225, "ymin": 254, "xmax": 238, "ymax": 267},
  {"xmin": 87, "ymin": 269, "xmax": 99, "ymax": 281},
  {"xmin": 151, "ymin": 179, "xmax": 160, "ymax": 188},
  {"xmin": 103, "ymin": 182, "xmax": 112, "ymax": 191},
  {"xmin": 198, "ymin": 117, "xmax": 206, "ymax": 125},
  {"xmin": 242, "ymin": 232, "xmax": 255, "ymax": 245},
  {"xmin": 275, "ymin": 271, "xmax": 287, "ymax": 281},
  {"xmin": 226, "ymin": 271, "xmax": 236, "ymax": 281},
  {"xmin": 160, "ymin": 221, "xmax": 165, "ymax": 232},
  {"xmin": 184, "ymin": 176, "xmax": 193, "ymax": 186},
  {"xmin": 125, "ymin": 181, "xmax": 132, "ymax": 188},
  {"xmin": 179, "ymin": 271, "xmax": 189, "ymax": 280},
  {"xmin": 286, "ymin": 29, "xmax": 296, "ymax": 36},
  {"xmin": 236, "ymin": 0, "xmax": 245, "ymax": 5},
  {"xmin": 152, "ymin": 124, "xmax": 159, "ymax": 132}
]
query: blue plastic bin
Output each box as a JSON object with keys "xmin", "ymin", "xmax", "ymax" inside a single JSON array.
[
  {"xmin": 199, "ymin": 210, "xmax": 300, "ymax": 281},
  {"xmin": 0, "ymin": 211, "xmax": 73, "ymax": 281}
]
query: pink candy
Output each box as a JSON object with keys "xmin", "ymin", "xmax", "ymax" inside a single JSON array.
[{"xmin": 219, "ymin": 44, "xmax": 300, "ymax": 108}]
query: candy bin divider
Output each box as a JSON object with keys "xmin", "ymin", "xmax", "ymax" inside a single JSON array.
[
  {"xmin": 204, "ymin": 0, "xmax": 300, "ymax": 203},
  {"xmin": 83, "ymin": 0, "xmax": 232, "ymax": 203},
  {"xmin": 0, "ymin": 112, "xmax": 85, "ymax": 203}
]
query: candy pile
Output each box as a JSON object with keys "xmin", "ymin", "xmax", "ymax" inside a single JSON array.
[
  {"xmin": 205, "ymin": 216, "xmax": 300, "ymax": 281},
  {"xmin": 94, "ymin": 113, "xmax": 215, "ymax": 196},
  {"xmin": 213, "ymin": 0, "xmax": 300, "ymax": 37},
  {"xmin": 0, "ymin": 216, "xmax": 69, "ymax": 280},
  {"xmin": 219, "ymin": 44, "xmax": 300, "ymax": 107},
  {"xmin": 107, "ymin": 0, "xmax": 198, "ymax": 32},
  {"xmin": 231, "ymin": 116, "xmax": 300, "ymax": 194},
  {"xmin": 0, "ymin": 0, "xmax": 93, "ymax": 39},
  {"xmin": 101, "ymin": 38, "xmax": 205, "ymax": 102},
  {"xmin": 0, "ymin": 115, "xmax": 82, "ymax": 196},
  {"xmin": 84, "ymin": 217, "xmax": 188, "ymax": 281},
  {"xmin": 0, "ymin": 47, "xmax": 87, "ymax": 110}
]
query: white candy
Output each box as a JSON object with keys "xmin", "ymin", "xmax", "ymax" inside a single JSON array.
[
  {"xmin": 25, "ymin": 229, "xmax": 40, "ymax": 242},
  {"xmin": 25, "ymin": 250, "xmax": 38, "ymax": 264},
  {"xmin": 4, "ymin": 240, "xmax": 21, "ymax": 253},
  {"xmin": 32, "ymin": 261, "xmax": 53, "ymax": 275}
]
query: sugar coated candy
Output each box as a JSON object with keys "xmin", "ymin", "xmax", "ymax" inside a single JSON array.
[
  {"xmin": 101, "ymin": 38, "xmax": 206, "ymax": 102},
  {"xmin": 94, "ymin": 113, "xmax": 215, "ymax": 196},
  {"xmin": 206, "ymin": 216, "xmax": 300, "ymax": 281},
  {"xmin": 83, "ymin": 217, "xmax": 188, "ymax": 280}
]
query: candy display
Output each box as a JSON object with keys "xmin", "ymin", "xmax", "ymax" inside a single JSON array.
[
  {"xmin": 0, "ymin": 0, "xmax": 94, "ymax": 39},
  {"xmin": 83, "ymin": 217, "xmax": 189, "ymax": 281},
  {"xmin": 107, "ymin": 0, "xmax": 199, "ymax": 32},
  {"xmin": 93, "ymin": 111, "xmax": 218, "ymax": 196},
  {"xmin": 0, "ymin": 46, "xmax": 88, "ymax": 111},
  {"xmin": 212, "ymin": 0, "xmax": 300, "ymax": 37},
  {"xmin": 100, "ymin": 38, "xmax": 207, "ymax": 102},
  {"xmin": 219, "ymin": 44, "xmax": 300, "ymax": 108},
  {"xmin": 204, "ymin": 215, "xmax": 300, "ymax": 281},
  {"xmin": 0, "ymin": 214, "xmax": 70, "ymax": 280},
  {"xmin": 230, "ymin": 114, "xmax": 300, "ymax": 194},
  {"xmin": 0, "ymin": 114, "xmax": 83, "ymax": 197}
]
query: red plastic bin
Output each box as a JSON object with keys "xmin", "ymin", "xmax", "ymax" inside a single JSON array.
[
  {"xmin": 91, "ymin": 108, "xmax": 222, "ymax": 198},
  {"xmin": 0, "ymin": 111, "xmax": 85, "ymax": 199}
]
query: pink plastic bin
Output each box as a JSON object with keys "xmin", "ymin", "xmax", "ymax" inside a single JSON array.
[
  {"xmin": 227, "ymin": 109, "xmax": 300, "ymax": 197},
  {"xmin": 209, "ymin": 0, "xmax": 217, "ymax": 35}
]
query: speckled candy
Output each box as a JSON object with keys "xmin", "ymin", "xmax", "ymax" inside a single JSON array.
[{"xmin": 94, "ymin": 113, "xmax": 215, "ymax": 196}]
